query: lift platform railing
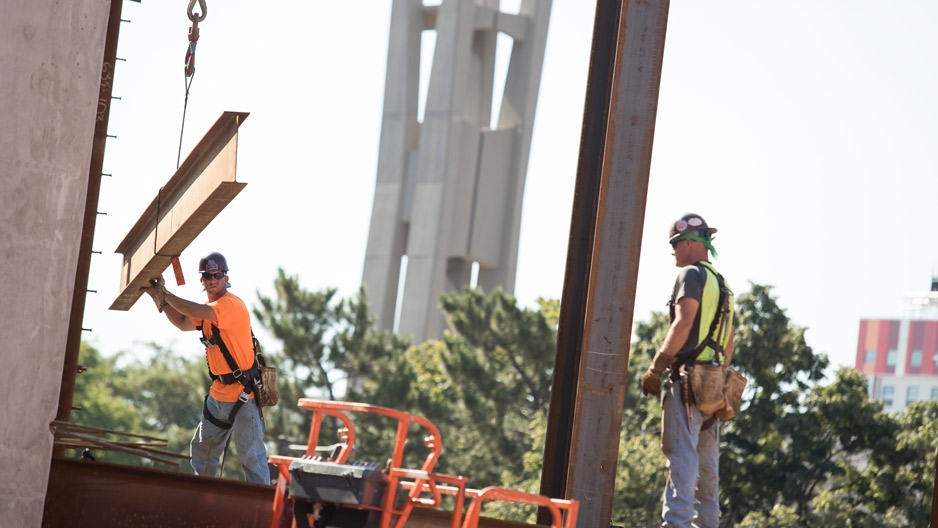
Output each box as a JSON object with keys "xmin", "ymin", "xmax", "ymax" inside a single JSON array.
[{"xmin": 268, "ymin": 398, "xmax": 578, "ymax": 528}]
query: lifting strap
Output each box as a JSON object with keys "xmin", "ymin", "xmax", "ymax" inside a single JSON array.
[{"xmin": 197, "ymin": 322, "xmax": 262, "ymax": 430}]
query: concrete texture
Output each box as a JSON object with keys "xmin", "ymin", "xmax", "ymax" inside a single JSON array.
[
  {"xmin": 362, "ymin": 0, "xmax": 552, "ymax": 343},
  {"xmin": 0, "ymin": 1, "xmax": 110, "ymax": 526}
]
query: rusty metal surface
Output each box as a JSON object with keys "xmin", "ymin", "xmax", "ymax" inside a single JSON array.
[
  {"xmin": 110, "ymin": 110, "xmax": 249, "ymax": 310},
  {"xmin": 539, "ymin": 0, "xmax": 622, "ymax": 519},
  {"xmin": 58, "ymin": 0, "xmax": 125, "ymax": 428},
  {"xmin": 44, "ymin": 458, "xmax": 548, "ymax": 528},
  {"xmin": 43, "ymin": 458, "xmax": 275, "ymax": 528},
  {"xmin": 564, "ymin": 0, "xmax": 671, "ymax": 527}
]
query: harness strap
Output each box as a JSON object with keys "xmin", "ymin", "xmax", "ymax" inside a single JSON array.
[
  {"xmin": 196, "ymin": 322, "xmax": 264, "ymax": 427},
  {"xmin": 197, "ymin": 322, "xmax": 258, "ymax": 382},
  {"xmin": 202, "ymin": 394, "xmax": 248, "ymax": 430},
  {"xmin": 215, "ymin": 372, "xmax": 240, "ymax": 385}
]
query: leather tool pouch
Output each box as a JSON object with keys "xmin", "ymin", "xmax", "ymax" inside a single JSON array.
[
  {"xmin": 255, "ymin": 353, "xmax": 279, "ymax": 408},
  {"xmin": 715, "ymin": 367, "xmax": 747, "ymax": 420},
  {"xmin": 690, "ymin": 362, "xmax": 726, "ymax": 414}
]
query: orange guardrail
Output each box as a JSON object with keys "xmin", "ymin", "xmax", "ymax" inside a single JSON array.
[
  {"xmin": 462, "ymin": 486, "xmax": 578, "ymax": 528},
  {"xmin": 268, "ymin": 399, "xmax": 577, "ymax": 528}
]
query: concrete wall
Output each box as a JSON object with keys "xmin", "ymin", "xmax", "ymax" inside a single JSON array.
[{"xmin": 0, "ymin": 1, "xmax": 110, "ymax": 526}]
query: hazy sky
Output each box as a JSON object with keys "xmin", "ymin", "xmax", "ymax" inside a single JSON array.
[{"xmin": 84, "ymin": 0, "xmax": 938, "ymax": 374}]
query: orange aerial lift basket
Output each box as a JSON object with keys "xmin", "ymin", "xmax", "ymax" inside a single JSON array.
[{"xmin": 268, "ymin": 399, "xmax": 578, "ymax": 528}]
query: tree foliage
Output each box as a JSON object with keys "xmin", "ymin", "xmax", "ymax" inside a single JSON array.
[
  {"xmin": 70, "ymin": 341, "xmax": 207, "ymax": 471},
  {"xmin": 71, "ymin": 275, "xmax": 937, "ymax": 525},
  {"xmin": 252, "ymin": 268, "xmax": 413, "ymax": 456},
  {"xmin": 616, "ymin": 283, "xmax": 936, "ymax": 527},
  {"xmin": 719, "ymin": 284, "xmax": 829, "ymax": 524},
  {"xmin": 253, "ymin": 280, "xmax": 560, "ymax": 521}
]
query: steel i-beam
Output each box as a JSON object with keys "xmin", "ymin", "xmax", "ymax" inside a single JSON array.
[{"xmin": 109, "ymin": 111, "xmax": 249, "ymax": 310}]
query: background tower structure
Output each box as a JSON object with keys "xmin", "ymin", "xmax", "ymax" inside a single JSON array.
[{"xmin": 362, "ymin": 0, "xmax": 553, "ymax": 343}]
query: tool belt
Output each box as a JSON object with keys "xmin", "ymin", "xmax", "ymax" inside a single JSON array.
[
  {"xmin": 690, "ymin": 362, "xmax": 725, "ymax": 414},
  {"xmin": 682, "ymin": 362, "xmax": 747, "ymax": 419},
  {"xmin": 674, "ymin": 262, "xmax": 746, "ymax": 420},
  {"xmin": 716, "ymin": 367, "xmax": 747, "ymax": 420},
  {"xmin": 197, "ymin": 322, "xmax": 280, "ymax": 431},
  {"xmin": 254, "ymin": 351, "xmax": 279, "ymax": 408}
]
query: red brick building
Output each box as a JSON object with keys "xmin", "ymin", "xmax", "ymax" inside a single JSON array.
[{"xmin": 856, "ymin": 318, "xmax": 938, "ymax": 412}]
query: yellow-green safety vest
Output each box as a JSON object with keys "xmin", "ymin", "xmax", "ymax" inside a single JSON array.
[{"xmin": 693, "ymin": 261, "xmax": 734, "ymax": 363}]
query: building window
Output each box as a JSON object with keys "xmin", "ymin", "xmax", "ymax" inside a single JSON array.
[
  {"xmin": 933, "ymin": 352, "xmax": 938, "ymax": 369},
  {"xmin": 864, "ymin": 349, "xmax": 876, "ymax": 365},
  {"xmin": 883, "ymin": 385, "xmax": 894, "ymax": 406},
  {"xmin": 907, "ymin": 386, "xmax": 919, "ymax": 405},
  {"xmin": 931, "ymin": 387, "xmax": 938, "ymax": 400},
  {"xmin": 910, "ymin": 350, "xmax": 923, "ymax": 368},
  {"xmin": 886, "ymin": 350, "xmax": 897, "ymax": 366}
]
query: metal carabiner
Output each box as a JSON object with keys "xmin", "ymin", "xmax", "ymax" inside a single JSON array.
[{"xmin": 187, "ymin": 0, "xmax": 207, "ymax": 22}]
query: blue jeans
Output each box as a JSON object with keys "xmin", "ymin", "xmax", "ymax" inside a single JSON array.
[
  {"xmin": 191, "ymin": 394, "xmax": 270, "ymax": 485},
  {"xmin": 660, "ymin": 380, "xmax": 720, "ymax": 528}
]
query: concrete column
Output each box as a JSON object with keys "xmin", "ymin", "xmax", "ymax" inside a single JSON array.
[
  {"xmin": 362, "ymin": 0, "xmax": 552, "ymax": 343},
  {"xmin": 0, "ymin": 1, "xmax": 109, "ymax": 526},
  {"xmin": 361, "ymin": 0, "xmax": 424, "ymax": 333}
]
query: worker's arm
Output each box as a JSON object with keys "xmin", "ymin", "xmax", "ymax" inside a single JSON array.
[
  {"xmin": 658, "ymin": 296, "xmax": 699, "ymax": 357},
  {"xmin": 641, "ymin": 296, "xmax": 699, "ymax": 396},
  {"xmin": 162, "ymin": 290, "xmax": 216, "ymax": 328},
  {"xmin": 141, "ymin": 277, "xmax": 212, "ymax": 331},
  {"xmin": 157, "ymin": 298, "xmax": 197, "ymax": 331}
]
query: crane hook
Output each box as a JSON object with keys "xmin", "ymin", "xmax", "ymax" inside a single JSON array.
[{"xmin": 187, "ymin": 0, "xmax": 207, "ymax": 23}]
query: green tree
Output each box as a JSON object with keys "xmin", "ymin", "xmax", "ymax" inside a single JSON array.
[
  {"xmin": 254, "ymin": 269, "xmax": 372, "ymax": 447},
  {"xmin": 719, "ymin": 283, "xmax": 829, "ymax": 525},
  {"xmin": 255, "ymin": 282, "xmax": 559, "ymax": 521},
  {"xmin": 848, "ymin": 399, "xmax": 938, "ymax": 525},
  {"xmin": 70, "ymin": 341, "xmax": 208, "ymax": 472},
  {"xmin": 69, "ymin": 342, "xmax": 150, "ymax": 466},
  {"xmin": 351, "ymin": 287, "xmax": 559, "ymax": 490},
  {"xmin": 254, "ymin": 269, "xmax": 346, "ymax": 402},
  {"xmin": 437, "ymin": 288, "xmax": 556, "ymax": 481},
  {"xmin": 793, "ymin": 368, "xmax": 899, "ymax": 526},
  {"xmin": 110, "ymin": 343, "xmax": 210, "ymax": 456}
]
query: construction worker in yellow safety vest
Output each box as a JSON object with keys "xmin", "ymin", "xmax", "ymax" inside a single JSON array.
[{"xmin": 641, "ymin": 213, "xmax": 735, "ymax": 528}]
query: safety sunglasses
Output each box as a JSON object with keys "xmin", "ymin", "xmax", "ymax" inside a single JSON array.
[{"xmin": 201, "ymin": 271, "xmax": 227, "ymax": 281}]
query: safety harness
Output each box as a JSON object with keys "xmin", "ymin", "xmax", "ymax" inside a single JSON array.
[{"xmin": 197, "ymin": 322, "xmax": 264, "ymax": 430}]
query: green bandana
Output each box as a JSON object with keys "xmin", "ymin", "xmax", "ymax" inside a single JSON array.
[{"xmin": 673, "ymin": 232, "xmax": 718, "ymax": 258}]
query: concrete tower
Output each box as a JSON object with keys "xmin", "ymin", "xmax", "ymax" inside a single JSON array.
[{"xmin": 362, "ymin": 0, "xmax": 552, "ymax": 342}]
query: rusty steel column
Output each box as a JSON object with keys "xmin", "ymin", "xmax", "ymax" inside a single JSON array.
[
  {"xmin": 550, "ymin": 1, "xmax": 670, "ymax": 526},
  {"xmin": 538, "ymin": 0, "xmax": 622, "ymax": 521},
  {"xmin": 58, "ymin": 0, "xmax": 124, "ymax": 425}
]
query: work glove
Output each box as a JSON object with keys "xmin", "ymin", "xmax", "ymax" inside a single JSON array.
[
  {"xmin": 141, "ymin": 276, "xmax": 167, "ymax": 312},
  {"xmin": 641, "ymin": 351, "xmax": 677, "ymax": 396}
]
